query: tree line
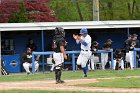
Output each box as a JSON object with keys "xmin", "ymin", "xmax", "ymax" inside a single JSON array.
[
  {"xmin": 0, "ymin": 0, "xmax": 139, "ymax": 23},
  {"xmin": 50, "ymin": 0, "xmax": 140, "ymax": 21}
]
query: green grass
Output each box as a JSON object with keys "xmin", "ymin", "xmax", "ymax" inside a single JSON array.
[
  {"xmin": 0, "ymin": 72, "xmax": 54, "ymax": 82},
  {"xmin": 78, "ymin": 77, "xmax": 140, "ymax": 88},
  {"xmin": 0, "ymin": 90, "xmax": 117, "ymax": 93},
  {"xmin": 1, "ymin": 70, "xmax": 140, "ymax": 93},
  {"xmin": 0, "ymin": 69, "xmax": 140, "ymax": 82},
  {"xmin": 84, "ymin": 69, "xmax": 140, "ymax": 78}
]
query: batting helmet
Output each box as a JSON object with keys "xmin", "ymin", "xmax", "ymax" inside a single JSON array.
[{"xmin": 80, "ymin": 28, "xmax": 88, "ymax": 34}]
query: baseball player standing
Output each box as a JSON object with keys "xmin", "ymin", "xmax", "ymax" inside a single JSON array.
[
  {"xmin": 88, "ymin": 41, "xmax": 99, "ymax": 71},
  {"xmin": 52, "ymin": 27, "xmax": 67, "ymax": 84},
  {"xmin": 128, "ymin": 34, "xmax": 139, "ymax": 70},
  {"xmin": 101, "ymin": 39, "xmax": 112, "ymax": 70},
  {"xmin": 124, "ymin": 35, "xmax": 132, "ymax": 68},
  {"xmin": 124, "ymin": 35, "xmax": 132, "ymax": 53},
  {"xmin": 73, "ymin": 28, "xmax": 92, "ymax": 77}
]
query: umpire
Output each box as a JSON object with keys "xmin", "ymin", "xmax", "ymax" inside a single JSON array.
[{"xmin": 52, "ymin": 27, "xmax": 67, "ymax": 84}]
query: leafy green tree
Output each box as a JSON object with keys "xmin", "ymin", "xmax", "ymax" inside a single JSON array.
[{"xmin": 50, "ymin": 0, "xmax": 140, "ymax": 21}]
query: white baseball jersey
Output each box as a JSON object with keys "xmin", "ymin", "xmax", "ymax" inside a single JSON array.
[
  {"xmin": 80, "ymin": 35, "xmax": 91, "ymax": 50},
  {"xmin": 76, "ymin": 34, "xmax": 92, "ymax": 68}
]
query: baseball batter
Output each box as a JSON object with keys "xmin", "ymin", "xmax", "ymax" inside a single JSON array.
[{"xmin": 73, "ymin": 28, "xmax": 91, "ymax": 77}]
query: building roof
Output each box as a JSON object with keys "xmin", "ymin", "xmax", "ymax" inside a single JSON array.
[{"xmin": 0, "ymin": 20, "xmax": 140, "ymax": 31}]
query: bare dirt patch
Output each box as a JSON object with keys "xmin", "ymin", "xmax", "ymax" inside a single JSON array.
[{"xmin": 0, "ymin": 77, "xmax": 140, "ymax": 93}]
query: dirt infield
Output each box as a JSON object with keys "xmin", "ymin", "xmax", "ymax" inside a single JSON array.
[{"xmin": 1, "ymin": 77, "xmax": 140, "ymax": 93}]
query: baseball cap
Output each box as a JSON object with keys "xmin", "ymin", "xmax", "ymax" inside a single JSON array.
[
  {"xmin": 107, "ymin": 39, "xmax": 113, "ymax": 42},
  {"xmin": 128, "ymin": 34, "xmax": 132, "ymax": 37},
  {"xmin": 93, "ymin": 41, "xmax": 99, "ymax": 45},
  {"xmin": 27, "ymin": 48, "xmax": 32, "ymax": 51},
  {"xmin": 80, "ymin": 28, "xmax": 88, "ymax": 34},
  {"xmin": 132, "ymin": 34, "xmax": 138, "ymax": 37}
]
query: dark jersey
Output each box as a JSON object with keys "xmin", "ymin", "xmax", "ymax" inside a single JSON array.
[
  {"xmin": 124, "ymin": 39, "xmax": 130, "ymax": 52},
  {"xmin": 114, "ymin": 52, "xmax": 123, "ymax": 59},
  {"xmin": 91, "ymin": 44, "xmax": 98, "ymax": 51},
  {"xmin": 52, "ymin": 37, "xmax": 65, "ymax": 52},
  {"xmin": 102, "ymin": 42, "xmax": 112, "ymax": 50},
  {"xmin": 91, "ymin": 41, "xmax": 99, "ymax": 52},
  {"xmin": 21, "ymin": 53, "xmax": 32, "ymax": 63},
  {"xmin": 129, "ymin": 39, "xmax": 139, "ymax": 51},
  {"xmin": 92, "ymin": 45, "xmax": 98, "ymax": 51}
]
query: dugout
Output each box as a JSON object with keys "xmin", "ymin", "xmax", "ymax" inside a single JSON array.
[{"xmin": 0, "ymin": 20, "xmax": 140, "ymax": 73}]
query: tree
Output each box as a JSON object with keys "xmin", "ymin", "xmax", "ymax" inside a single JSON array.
[
  {"xmin": 24, "ymin": 0, "xmax": 57, "ymax": 22},
  {"xmin": 0, "ymin": 0, "xmax": 20, "ymax": 23},
  {"xmin": 9, "ymin": 1, "xmax": 30, "ymax": 23},
  {"xmin": 75, "ymin": 0, "xmax": 83, "ymax": 21},
  {"xmin": 0, "ymin": 0, "xmax": 56, "ymax": 23}
]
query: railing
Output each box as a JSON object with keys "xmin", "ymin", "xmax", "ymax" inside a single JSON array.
[
  {"xmin": 32, "ymin": 49, "xmax": 114, "ymax": 73},
  {"xmin": 32, "ymin": 51, "xmax": 80, "ymax": 73},
  {"xmin": 134, "ymin": 48, "xmax": 140, "ymax": 69}
]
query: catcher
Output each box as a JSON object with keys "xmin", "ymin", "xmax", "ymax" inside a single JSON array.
[{"xmin": 52, "ymin": 27, "xmax": 67, "ymax": 84}]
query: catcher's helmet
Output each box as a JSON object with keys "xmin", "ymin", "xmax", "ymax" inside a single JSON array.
[{"xmin": 55, "ymin": 27, "xmax": 65, "ymax": 37}]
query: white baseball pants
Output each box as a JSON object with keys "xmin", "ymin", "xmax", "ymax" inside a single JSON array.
[
  {"xmin": 23, "ymin": 61, "xmax": 39, "ymax": 73},
  {"xmin": 113, "ymin": 59, "xmax": 124, "ymax": 70},
  {"xmin": 101, "ymin": 53, "xmax": 108, "ymax": 70},
  {"xmin": 77, "ymin": 51, "xmax": 91, "ymax": 68}
]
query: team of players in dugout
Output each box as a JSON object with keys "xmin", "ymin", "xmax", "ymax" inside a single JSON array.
[{"xmin": 88, "ymin": 33, "xmax": 139, "ymax": 71}]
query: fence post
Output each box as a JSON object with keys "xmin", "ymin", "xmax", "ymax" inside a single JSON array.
[
  {"xmin": 111, "ymin": 49, "xmax": 114, "ymax": 69},
  {"xmin": 32, "ymin": 52, "xmax": 35, "ymax": 73},
  {"xmin": 72, "ymin": 52, "xmax": 75, "ymax": 72},
  {"xmin": 134, "ymin": 49, "xmax": 137, "ymax": 69}
]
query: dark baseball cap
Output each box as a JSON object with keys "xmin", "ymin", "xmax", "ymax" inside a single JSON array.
[
  {"xmin": 27, "ymin": 48, "xmax": 32, "ymax": 51},
  {"xmin": 128, "ymin": 34, "xmax": 132, "ymax": 37},
  {"xmin": 132, "ymin": 34, "xmax": 138, "ymax": 37},
  {"xmin": 107, "ymin": 39, "xmax": 113, "ymax": 42},
  {"xmin": 93, "ymin": 41, "xmax": 99, "ymax": 45}
]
